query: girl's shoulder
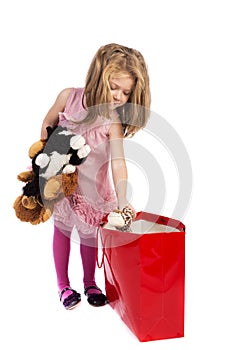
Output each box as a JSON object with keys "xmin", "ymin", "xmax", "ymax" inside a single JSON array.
[
  {"xmin": 57, "ymin": 87, "xmax": 73, "ymax": 103},
  {"xmin": 58, "ymin": 87, "xmax": 84, "ymax": 104},
  {"xmin": 63, "ymin": 87, "xmax": 85, "ymax": 113}
]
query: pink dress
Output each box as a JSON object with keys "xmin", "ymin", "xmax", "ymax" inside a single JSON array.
[{"xmin": 53, "ymin": 88, "xmax": 117, "ymax": 235}]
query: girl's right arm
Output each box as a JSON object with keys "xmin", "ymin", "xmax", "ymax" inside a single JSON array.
[{"xmin": 40, "ymin": 88, "xmax": 72, "ymax": 139}]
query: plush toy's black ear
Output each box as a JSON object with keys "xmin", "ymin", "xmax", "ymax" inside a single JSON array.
[{"xmin": 46, "ymin": 125, "xmax": 58, "ymax": 140}]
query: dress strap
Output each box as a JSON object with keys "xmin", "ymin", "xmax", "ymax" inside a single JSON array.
[{"xmin": 64, "ymin": 88, "xmax": 77, "ymax": 113}]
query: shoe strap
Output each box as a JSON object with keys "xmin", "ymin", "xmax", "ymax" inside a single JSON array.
[
  {"xmin": 84, "ymin": 285, "xmax": 102, "ymax": 295},
  {"xmin": 59, "ymin": 287, "xmax": 76, "ymax": 301}
]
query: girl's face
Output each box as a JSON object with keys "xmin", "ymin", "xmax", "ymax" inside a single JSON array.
[{"xmin": 109, "ymin": 75, "xmax": 134, "ymax": 108}]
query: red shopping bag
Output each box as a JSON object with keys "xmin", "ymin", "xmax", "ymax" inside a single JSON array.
[{"xmin": 100, "ymin": 211, "xmax": 185, "ymax": 342}]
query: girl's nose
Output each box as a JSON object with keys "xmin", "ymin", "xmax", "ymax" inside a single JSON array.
[{"xmin": 113, "ymin": 91, "xmax": 121, "ymax": 101}]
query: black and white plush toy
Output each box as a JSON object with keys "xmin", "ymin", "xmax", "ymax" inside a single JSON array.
[
  {"xmin": 27, "ymin": 125, "xmax": 91, "ymax": 200},
  {"xmin": 13, "ymin": 125, "xmax": 91, "ymax": 224}
]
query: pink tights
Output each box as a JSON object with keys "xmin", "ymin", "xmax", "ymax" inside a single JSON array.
[{"xmin": 53, "ymin": 225, "xmax": 101, "ymax": 301}]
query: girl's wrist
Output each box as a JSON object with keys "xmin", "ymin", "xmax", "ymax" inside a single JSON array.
[
  {"xmin": 117, "ymin": 200, "xmax": 136, "ymax": 220},
  {"xmin": 117, "ymin": 197, "xmax": 128, "ymax": 211}
]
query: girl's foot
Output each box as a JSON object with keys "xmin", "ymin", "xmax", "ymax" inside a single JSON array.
[
  {"xmin": 84, "ymin": 286, "xmax": 108, "ymax": 307},
  {"xmin": 59, "ymin": 287, "xmax": 81, "ymax": 310}
]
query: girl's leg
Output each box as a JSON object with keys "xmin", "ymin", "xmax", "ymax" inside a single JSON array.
[
  {"xmin": 79, "ymin": 233, "xmax": 101, "ymax": 295},
  {"xmin": 79, "ymin": 231, "xmax": 108, "ymax": 306},
  {"xmin": 53, "ymin": 225, "xmax": 73, "ymax": 301}
]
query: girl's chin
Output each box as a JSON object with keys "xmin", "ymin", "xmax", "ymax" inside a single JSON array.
[{"xmin": 112, "ymin": 103, "xmax": 123, "ymax": 109}]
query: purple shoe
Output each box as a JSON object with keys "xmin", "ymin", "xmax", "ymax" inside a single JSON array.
[
  {"xmin": 84, "ymin": 286, "xmax": 108, "ymax": 307},
  {"xmin": 59, "ymin": 287, "xmax": 81, "ymax": 310}
]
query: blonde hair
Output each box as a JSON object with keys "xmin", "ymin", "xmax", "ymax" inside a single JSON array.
[{"xmin": 83, "ymin": 43, "xmax": 151, "ymax": 137}]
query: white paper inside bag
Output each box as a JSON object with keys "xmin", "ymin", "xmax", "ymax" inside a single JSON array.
[{"xmin": 104, "ymin": 219, "xmax": 180, "ymax": 234}]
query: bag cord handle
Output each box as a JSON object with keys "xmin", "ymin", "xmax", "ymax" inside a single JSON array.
[{"xmin": 96, "ymin": 227, "xmax": 105, "ymax": 268}]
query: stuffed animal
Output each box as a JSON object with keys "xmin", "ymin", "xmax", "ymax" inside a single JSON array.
[
  {"xmin": 107, "ymin": 207, "xmax": 135, "ymax": 231},
  {"xmin": 13, "ymin": 126, "xmax": 91, "ymax": 225}
]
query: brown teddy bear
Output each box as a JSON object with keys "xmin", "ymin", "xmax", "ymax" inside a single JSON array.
[{"xmin": 13, "ymin": 126, "xmax": 91, "ymax": 225}]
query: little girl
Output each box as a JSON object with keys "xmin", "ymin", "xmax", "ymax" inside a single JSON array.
[{"xmin": 40, "ymin": 43, "xmax": 151, "ymax": 310}]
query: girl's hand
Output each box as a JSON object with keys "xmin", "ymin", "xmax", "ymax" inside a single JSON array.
[{"xmin": 118, "ymin": 199, "xmax": 136, "ymax": 219}]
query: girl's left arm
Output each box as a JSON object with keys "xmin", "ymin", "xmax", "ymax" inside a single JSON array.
[{"xmin": 109, "ymin": 121, "xmax": 135, "ymax": 213}]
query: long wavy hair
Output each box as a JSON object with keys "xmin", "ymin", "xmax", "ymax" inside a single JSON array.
[{"xmin": 82, "ymin": 43, "xmax": 151, "ymax": 137}]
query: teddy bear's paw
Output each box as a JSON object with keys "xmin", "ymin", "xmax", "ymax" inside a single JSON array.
[
  {"xmin": 17, "ymin": 171, "xmax": 35, "ymax": 183},
  {"xmin": 42, "ymin": 208, "xmax": 52, "ymax": 222},
  {"xmin": 21, "ymin": 195, "xmax": 37, "ymax": 209},
  {"xmin": 29, "ymin": 207, "xmax": 52, "ymax": 224},
  {"xmin": 29, "ymin": 217, "xmax": 42, "ymax": 225},
  {"xmin": 30, "ymin": 207, "xmax": 52, "ymax": 225},
  {"xmin": 43, "ymin": 177, "xmax": 62, "ymax": 200},
  {"xmin": 77, "ymin": 144, "xmax": 91, "ymax": 159},
  {"xmin": 28, "ymin": 140, "xmax": 46, "ymax": 159},
  {"xmin": 13, "ymin": 195, "xmax": 44, "ymax": 224}
]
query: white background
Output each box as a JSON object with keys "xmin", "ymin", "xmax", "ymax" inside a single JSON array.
[{"xmin": 1, "ymin": 0, "xmax": 233, "ymax": 349}]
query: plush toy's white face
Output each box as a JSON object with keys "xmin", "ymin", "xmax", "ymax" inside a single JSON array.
[
  {"xmin": 39, "ymin": 151, "xmax": 71, "ymax": 180},
  {"xmin": 35, "ymin": 128, "xmax": 91, "ymax": 180}
]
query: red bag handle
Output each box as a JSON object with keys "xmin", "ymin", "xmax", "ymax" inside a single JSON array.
[
  {"xmin": 96, "ymin": 227, "xmax": 105, "ymax": 268},
  {"xmin": 135, "ymin": 211, "xmax": 185, "ymax": 232},
  {"xmin": 96, "ymin": 211, "xmax": 185, "ymax": 268},
  {"xmin": 101, "ymin": 211, "xmax": 185, "ymax": 232}
]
